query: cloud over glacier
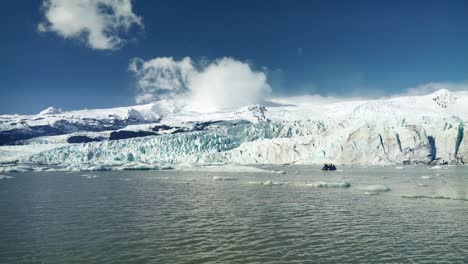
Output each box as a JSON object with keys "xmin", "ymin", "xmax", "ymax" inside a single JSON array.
[
  {"xmin": 38, "ymin": 0, "xmax": 142, "ymax": 50},
  {"xmin": 129, "ymin": 57, "xmax": 272, "ymax": 112}
]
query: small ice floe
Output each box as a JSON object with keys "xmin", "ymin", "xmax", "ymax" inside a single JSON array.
[
  {"xmin": 364, "ymin": 192, "xmax": 380, "ymax": 195},
  {"xmin": 0, "ymin": 175, "xmax": 13, "ymax": 179},
  {"xmin": 293, "ymin": 171, "xmax": 299, "ymax": 174},
  {"xmin": 117, "ymin": 162, "xmax": 161, "ymax": 171},
  {"xmin": 401, "ymin": 195, "xmax": 454, "ymax": 201},
  {"xmin": 153, "ymin": 177, "xmax": 169, "ymax": 180},
  {"xmin": 306, "ymin": 181, "xmax": 351, "ymax": 188},
  {"xmin": 247, "ymin": 181, "xmax": 263, "ymax": 185},
  {"xmin": 271, "ymin": 170, "xmax": 286, "ymax": 174},
  {"xmin": 160, "ymin": 165, "xmax": 174, "ymax": 170},
  {"xmin": 178, "ymin": 179, "xmax": 196, "ymax": 182},
  {"xmin": 0, "ymin": 165, "xmax": 35, "ymax": 173},
  {"xmin": 417, "ymin": 183, "xmax": 428, "ymax": 187},
  {"xmin": 430, "ymin": 165, "xmax": 442, "ymax": 170},
  {"xmin": 420, "ymin": 175, "xmax": 432, "ymax": 179},
  {"xmin": 262, "ymin": 180, "xmax": 284, "ymax": 186},
  {"xmin": 81, "ymin": 174, "xmax": 98, "ymax": 179},
  {"xmin": 395, "ymin": 166, "xmax": 404, "ymax": 169},
  {"xmin": 84, "ymin": 165, "xmax": 111, "ymax": 171},
  {"xmin": 212, "ymin": 176, "xmax": 238, "ymax": 181},
  {"xmin": 357, "ymin": 184, "xmax": 390, "ymax": 192}
]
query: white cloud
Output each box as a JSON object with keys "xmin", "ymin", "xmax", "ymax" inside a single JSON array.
[
  {"xmin": 129, "ymin": 57, "xmax": 194, "ymax": 102},
  {"xmin": 129, "ymin": 57, "xmax": 272, "ymax": 112},
  {"xmin": 38, "ymin": 0, "xmax": 142, "ymax": 50}
]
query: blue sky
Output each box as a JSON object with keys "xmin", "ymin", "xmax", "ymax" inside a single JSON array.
[{"xmin": 1, "ymin": 0, "xmax": 468, "ymax": 114}]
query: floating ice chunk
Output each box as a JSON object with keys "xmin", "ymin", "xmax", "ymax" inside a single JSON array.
[
  {"xmin": 0, "ymin": 165, "xmax": 35, "ymax": 173},
  {"xmin": 117, "ymin": 163, "xmax": 159, "ymax": 171},
  {"xmin": 81, "ymin": 174, "xmax": 98, "ymax": 179},
  {"xmin": 65, "ymin": 165, "xmax": 81, "ymax": 171},
  {"xmin": 85, "ymin": 165, "xmax": 111, "ymax": 171},
  {"xmin": 430, "ymin": 165, "xmax": 442, "ymax": 170},
  {"xmin": 160, "ymin": 165, "xmax": 174, "ymax": 170},
  {"xmin": 0, "ymin": 175, "xmax": 13, "ymax": 179},
  {"xmin": 420, "ymin": 175, "xmax": 432, "ymax": 179},
  {"xmin": 395, "ymin": 166, "xmax": 404, "ymax": 169},
  {"xmin": 247, "ymin": 181, "xmax": 263, "ymax": 185},
  {"xmin": 417, "ymin": 183, "xmax": 428, "ymax": 186},
  {"xmin": 81, "ymin": 174, "xmax": 98, "ymax": 178},
  {"xmin": 401, "ymin": 195, "xmax": 452, "ymax": 200},
  {"xmin": 274, "ymin": 170, "xmax": 286, "ymax": 174},
  {"xmin": 179, "ymin": 179, "xmax": 196, "ymax": 182},
  {"xmin": 212, "ymin": 176, "xmax": 238, "ymax": 181},
  {"xmin": 357, "ymin": 184, "xmax": 390, "ymax": 192},
  {"xmin": 307, "ymin": 181, "xmax": 351, "ymax": 188},
  {"xmin": 262, "ymin": 180, "xmax": 283, "ymax": 186},
  {"xmin": 364, "ymin": 192, "xmax": 379, "ymax": 195},
  {"xmin": 153, "ymin": 177, "xmax": 169, "ymax": 180}
]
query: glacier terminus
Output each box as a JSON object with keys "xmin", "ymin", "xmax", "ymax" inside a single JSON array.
[{"xmin": 1, "ymin": 89, "xmax": 467, "ymax": 171}]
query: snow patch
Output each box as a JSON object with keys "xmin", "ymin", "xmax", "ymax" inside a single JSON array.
[{"xmin": 39, "ymin": 107, "xmax": 63, "ymax": 115}]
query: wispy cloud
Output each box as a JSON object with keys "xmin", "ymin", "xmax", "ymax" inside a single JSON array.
[
  {"xmin": 129, "ymin": 57, "xmax": 271, "ymax": 112},
  {"xmin": 38, "ymin": 0, "xmax": 142, "ymax": 50}
]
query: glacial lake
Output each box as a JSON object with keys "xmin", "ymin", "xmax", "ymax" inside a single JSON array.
[{"xmin": 0, "ymin": 165, "xmax": 467, "ymax": 263}]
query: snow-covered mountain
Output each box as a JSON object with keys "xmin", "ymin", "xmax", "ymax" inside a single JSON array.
[{"xmin": 1, "ymin": 89, "xmax": 467, "ymax": 168}]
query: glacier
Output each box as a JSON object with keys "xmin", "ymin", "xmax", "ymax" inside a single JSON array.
[{"xmin": 1, "ymin": 89, "xmax": 468, "ymax": 169}]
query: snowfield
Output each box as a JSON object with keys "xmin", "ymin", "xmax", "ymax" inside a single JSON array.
[{"xmin": 1, "ymin": 89, "xmax": 467, "ymax": 169}]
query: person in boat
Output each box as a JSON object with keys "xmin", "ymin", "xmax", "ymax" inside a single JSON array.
[{"xmin": 322, "ymin": 163, "xmax": 337, "ymax": 171}]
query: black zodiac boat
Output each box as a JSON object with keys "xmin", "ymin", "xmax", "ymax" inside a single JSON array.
[{"xmin": 322, "ymin": 163, "xmax": 337, "ymax": 171}]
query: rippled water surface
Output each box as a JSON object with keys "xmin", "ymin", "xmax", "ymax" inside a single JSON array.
[{"xmin": 1, "ymin": 165, "xmax": 467, "ymax": 263}]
